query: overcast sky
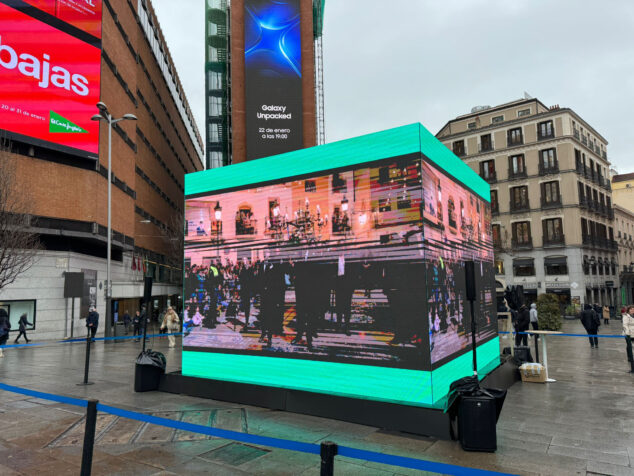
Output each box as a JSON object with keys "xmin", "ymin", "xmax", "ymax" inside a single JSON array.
[{"xmin": 154, "ymin": 0, "xmax": 634, "ymax": 173}]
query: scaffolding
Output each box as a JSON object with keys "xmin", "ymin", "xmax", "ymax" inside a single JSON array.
[
  {"xmin": 205, "ymin": 0, "xmax": 231, "ymax": 169},
  {"xmin": 313, "ymin": 0, "xmax": 326, "ymax": 146}
]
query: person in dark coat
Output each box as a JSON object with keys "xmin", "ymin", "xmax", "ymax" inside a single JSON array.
[
  {"xmin": 239, "ymin": 264, "xmax": 254, "ymax": 332},
  {"xmin": 581, "ymin": 303, "xmax": 600, "ymax": 348},
  {"xmin": 0, "ymin": 308, "xmax": 10, "ymax": 357},
  {"xmin": 515, "ymin": 304, "xmax": 530, "ymax": 347},
  {"xmin": 132, "ymin": 310, "xmax": 141, "ymax": 341},
  {"xmin": 258, "ymin": 261, "xmax": 287, "ymax": 347},
  {"xmin": 203, "ymin": 264, "xmax": 222, "ymax": 329},
  {"xmin": 14, "ymin": 313, "xmax": 33, "ymax": 343},
  {"xmin": 292, "ymin": 260, "xmax": 318, "ymax": 351},
  {"xmin": 86, "ymin": 306, "xmax": 99, "ymax": 341}
]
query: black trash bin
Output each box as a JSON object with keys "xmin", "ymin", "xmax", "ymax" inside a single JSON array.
[
  {"xmin": 114, "ymin": 322, "xmax": 126, "ymax": 343},
  {"xmin": 448, "ymin": 377, "xmax": 507, "ymax": 452},
  {"xmin": 134, "ymin": 350, "xmax": 166, "ymax": 392}
]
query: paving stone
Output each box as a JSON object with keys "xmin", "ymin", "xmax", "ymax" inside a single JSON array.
[{"xmin": 586, "ymin": 460, "xmax": 634, "ymax": 476}]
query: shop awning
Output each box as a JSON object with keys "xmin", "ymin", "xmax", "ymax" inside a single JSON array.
[
  {"xmin": 513, "ymin": 258, "xmax": 534, "ymax": 266},
  {"xmin": 544, "ymin": 256, "xmax": 567, "ymax": 266}
]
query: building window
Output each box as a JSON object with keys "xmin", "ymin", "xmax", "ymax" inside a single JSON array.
[
  {"xmin": 467, "ymin": 122, "xmax": 476, "ymax": 130},
  {"xmin": 508, "ymin": 154, "xmax": 526, "ymax": 178},
  {"xmin": 541, "ymin": 181, "xmax": 561, "ymax": 207},
  {"xmin": 480, "ymin": 134, "xmax": 492, "ymax": 152},
  {"xmin": 208, "ymin": 123, "xmax": 219, "ymax": 142},
  {"xmin": 209, "ymin": 96, "xmax": 222, "ymax": 117},
  {"xmin": 452, "ymin": 140, "xmax": 465, "ymax": 156},
  {"xmin": 543, "ymin": 218, "xmax": 564, "ymax": 244},
  {"xmin": 538, "ymin": 120, "xmax": 554, "ymax": 140},
  {"xmin": 518, "ymin": 108, "xmax": 531, "ymax": 117},
  {"xmin": 480, "ymin": 160, "xmax": 496, "ymax": 181},
  {"xmin": 492, "ymin": 224, "xmax": 502, "ymax": 248},
  {"xmin": 208, "ymin": 71, "xmax": 222, "ymax": 90},
  {"xmin": 495, "ymin": 259, "xmax": 505, "ymax": 275},
  {"xmin": 490, "ymin": 190, "xmax": 498, "ymax": 214},
  {"xmin": 512, "ymin": 221, "xmax": 532, "ymax": 247},
  {"xmin": 507, "ymin": 127, "xmax": 523, "ymax": 146},
  {"xmin": 539, "ymin": 148, "xmax": 558, "ymax": 174},
  {"xmin": 492, "ymin": 115, "xmax": 504, "ymax": 124},
  {"xmin": 545, "ymin": 256, "xmax": 568, "ymax": 275},
  {"xmin": 583, "ymin": 255, "xmax": 590, "ymax": 275},
  {"xmin": 513, "ymin": 258, "xmax": 535, "ymax": 276},
  {"xmin": 510, "ymin": 186, "xmax": 529, "ymax": 211}
]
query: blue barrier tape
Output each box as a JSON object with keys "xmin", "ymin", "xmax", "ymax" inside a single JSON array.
[
  {"xmin": 0, "ymin": 332, "xmax": 183, "ymax": 349},
  {"xmin": 338, "ymin": 446, "xmax": 515, "ymax": 476},
  {"xmin": 0, "ymin": 382, "xmax": 88, "ymax": 407},
  {"xmin": 0, "ymin": 381, "xmax": 514, "ymax": 476},
  {"xmin": 499, "ymin": 331, "xmax": 626, "ymax": 338}
]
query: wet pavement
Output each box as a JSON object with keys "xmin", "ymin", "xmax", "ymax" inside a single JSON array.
[{"xmin": 0, "ymin": 320, "xmax": 633, "ymax": 475}]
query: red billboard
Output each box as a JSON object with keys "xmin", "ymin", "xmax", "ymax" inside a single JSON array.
[
  {"xmin": 0, "ymin": 2, "xmax": 101, "ymax": 158},
  {"xmin": 22, "ymin": 0, "xmax": 103, "ymax": 39}
]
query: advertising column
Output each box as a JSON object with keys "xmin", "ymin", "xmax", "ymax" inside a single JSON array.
[{"xmin": 244, "ymin": 0, "xmax": 303, "ymax": 161}]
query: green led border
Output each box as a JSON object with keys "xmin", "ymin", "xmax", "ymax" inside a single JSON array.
[
  {"xmin": 185, "ymin": 123, "xmax": 490, "ymax": 202},
  {"xmin": 182, "ymin": 337, "xmax": 499, "ymax": 409}
]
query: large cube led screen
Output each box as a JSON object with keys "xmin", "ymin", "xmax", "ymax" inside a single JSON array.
[
  {"xmin": 184, "ymin": 156, "xmax": 495, "ymax": 372},
  {"xmin": 0, "ymin": 0, "xmax": 102, "ymax": 159},
  {"xmin": 244, "ymin": 0, "xmax": 303, "ymax": 161}
]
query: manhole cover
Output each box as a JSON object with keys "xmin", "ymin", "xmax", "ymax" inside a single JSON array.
[{"xmin": 201, "ymin": 442, "xmax": 269, "ymax": 466}]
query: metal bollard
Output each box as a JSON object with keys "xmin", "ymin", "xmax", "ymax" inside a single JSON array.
[
  {"xmin": 320, "ymin": 441, "xmax": 338, "ymax": 476},
  {"xmin": 77, "ymin": 332, "xmax": 94, "ymax": 386},
  {"xmin": 80, "ymin": 399, "xmax": 99, "ymax": 476}
]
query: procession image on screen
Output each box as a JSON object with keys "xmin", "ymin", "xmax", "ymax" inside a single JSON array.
[
  {"xmin": 0, "ymin": 1, "xmax": 102, "ymax": 158},
  {"xmin": 184, "ymin": 157, "xmax": 495, "ymax": 371}
]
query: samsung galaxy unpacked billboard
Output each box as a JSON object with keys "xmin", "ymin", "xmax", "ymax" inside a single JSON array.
[
  {"xmin": 0, "ymin": 0, "xmax": 102, "ymax": 159},
  {"xmin": 244, "ymin": 0, "xmax": 303, "ymax": 161}
]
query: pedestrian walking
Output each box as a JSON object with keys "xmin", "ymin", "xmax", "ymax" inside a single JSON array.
[
  {"xmin": 515, "ymin": 304, "xmax": 530, "ymax": 347},
  {"xmin": 14, "ymin": 313, "xmax": 33, "ymax": 343},
  {"xmin": 160, "ymin": 306, "xmax": 180, "ymax": 348},
  {"xmin": 581, "ymin": 304, "xmax": 600, "ymax": 348},
  {"xmin": 86, "ymin": 306, "xmax": 99, "ymax": 341},
  {"xmin": 123, "ymin": 310, "xmax": 131, "ymax": 334},
  {"xmin": 529, "ymin": 302, "xmax": 539, "ymax": 338},
  {"xmin": 603, "ymin": 305, "xmax": 610, "ymax": 325},
  {"xmin": 623, "ymin": 306, "xmax": 634, "ymax": 374},
  {"xmin": 0, "ymin": 308, "xmax": 10, "ymax": 358},
  {"xmin": 132, "ymin": 310, "xmax": 141, "ymax": 342}
]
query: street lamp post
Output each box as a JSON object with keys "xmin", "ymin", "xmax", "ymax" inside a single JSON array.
[{"xmin": 92, "ymin": 102, "xmax": 137, "ymax": 341}]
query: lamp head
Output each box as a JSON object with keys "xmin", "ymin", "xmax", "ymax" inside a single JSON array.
[
  {"xmin": 91, "ymin": 114, "xmax": 103, "ymax": 121},
  {"xmin": 123, "ymin": 113, "xmax": 137, "ymax": 121},
  {"xmin": 96, "ymin": 102, "xmax": 108, "ymax": 112}
]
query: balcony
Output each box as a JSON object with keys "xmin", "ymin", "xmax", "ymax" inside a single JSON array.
[
  {"xmin": 608, "ymin": 208, "xmax": 615, "ymax": 220},
  {"xmin": 573, "ymin": 128, "xmax": 580, "ymax": 139},
  {"xmin": 508, "ymin": 168, "xmax": 527, "ymax": 180},
  {"xmin": 595, "ymin": 144, "xmax": 601, "ymax": 155},
  {"xmin": 541, "ymin": 195, "xmax": 563, "ymax": 209},
  {"xmin": 480, "ymin": 171, "xmax": 497, "ymax": 183},
  {"xmin": 578, "ymin": 196, "xmax": 589, "ymax": 209},
  {"xmin": 493, "ymin": 240, "xmax": 503, "ymax": 251},
  {"xmin": 543, "ymin": 234, "xmax": 565, "ymax": 247},
  {"xmin": 491, "ymin": 205, "xmax": 499, "ymax": 216},
  {"xmin": 581, "ymin": 136, "xmax": 588, "ymax": 146},
  {"xmin": 512, "ymin": 238, "xmax": 533, "ymax": 250},
  {"xmin": 510, "ymin": 201, "xmax": 531, "ymax": 213},
  {"xmin": 539, "ymin": 162, "xmax": 559, "ymax": 176},
  {"xmin": 479, "ymin": 142, "xmax": 493, "ymax": 153},
  {"xmin": 608, "ymin": 239, "xmax": 618, "ymax": 251},
  {"xmin": 453, "ymin": 149, "xmax": 466, "ymax": 157},
  {"xmin": 538, "ymin": 132, "xmax": 555, "ymax": 141},
  {"xmin": 603, "ymin": 150, "xmax": 607, "ymax": 160}
]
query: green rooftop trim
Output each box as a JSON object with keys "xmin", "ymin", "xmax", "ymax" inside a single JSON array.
[{"xmin": 185, "ymin": 123, "xmax": 490, "ymax": 202}]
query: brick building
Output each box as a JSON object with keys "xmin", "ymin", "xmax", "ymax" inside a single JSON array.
[
  {"xmin": 0, "ymin": 0, "xmax": 204, "ymax": 339},
  {"xmin": 205, "ymin": 0, "xmax": 324, "ymax": 168}
]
